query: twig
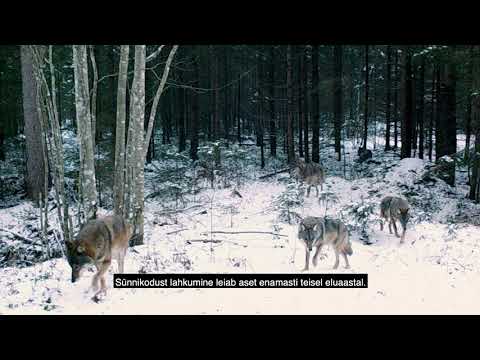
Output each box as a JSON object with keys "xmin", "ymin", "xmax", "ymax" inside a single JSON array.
[
  {"xmin": 186, "ymin": 239, "xmax": 247, "ymax": 247},
  {"xmin": 166, "ymin": 228, "xmax": 188, "ymax": 235},
  {"xmin": 201, "ymin": 230, "xmax": 288, "ymax": 237}
]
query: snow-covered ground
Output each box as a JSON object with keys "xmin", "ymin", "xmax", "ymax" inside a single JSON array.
[{"xmin": 1, "ymin": 143, "xmax": 480, "ymax": 314}]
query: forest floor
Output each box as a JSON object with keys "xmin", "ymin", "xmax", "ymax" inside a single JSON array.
[{"xmin": 1, "ymin": 133, "xmax": 480, "ymax": 314}]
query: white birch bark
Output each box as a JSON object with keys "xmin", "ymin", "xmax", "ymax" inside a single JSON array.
[
  {"xmin": 113, "ymin": 45, "xmax": 129, "ymax": 217},
  {"xmin": 73, "ymin": 45, "xmax": 98, "ymax": 221}
]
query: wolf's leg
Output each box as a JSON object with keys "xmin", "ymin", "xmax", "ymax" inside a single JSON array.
[
  {"xmin": 117, "ymin": 249, "xmax": 126, "ymax": 273},
  {"xmin": 342, "ymin": 253, "xmax": 350, "ymax": 269},
  {"xmin": 392, "ymin": 220, "xmax": 400, "ymax": 238},
  {"xmin": 302, "ymin": 249, "xmax": 310, "ymax": 271},
  {"xmin": 91, "ymin": 263, "xmax": 101, "ymax": 292},
  {"xmin": 380, "ymin": 217, "xmax": 384, "ymax": 231},
  {"xmin": 312, "ymin": 245, "xmax": 323, "ymax": 267},
  {"xmin": 316, "ymin": 186, "xmax": 319, "ymax": 197},
  {"xmin": 388, "ymin": 219, "xmax": 393, "ymax": 234},
  {"xmin": 307, "ymin": 185, "xmax": 311, "ymax": 197},
  {"xmin": 333, "ymin": 249, "xmax": 340, "ymax": 269},
  {"xmin": 93, "ymin": 260, "xmax": 111, "ymax": 299}
]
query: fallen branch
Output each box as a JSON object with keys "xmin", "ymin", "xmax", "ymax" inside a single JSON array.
[
  {"xmin": 258, "ymin": 168, "xmax": 290, "ymax": 179},
  {"xmin": 156, "ymin": 204, "xmax": 205, "ymax": 216},
  {"xmin": 0, "ymin": 228, "xmax": 40, "ymax": 245},
  {"xmin": 186, "ymin": 239, "xmax": 247, "ymax": 247},
  {"xmin": 201, "ymin": 230, "xmax": 287, "ymax": 237}
]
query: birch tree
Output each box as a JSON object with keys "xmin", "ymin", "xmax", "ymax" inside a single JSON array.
[
  {"xmin": 73, "ymin": 45, "xmax": 98, "ymax": 222},
  {"xmin": 113, "ymin": 45, "xmax": 129, "ymax": 217}
]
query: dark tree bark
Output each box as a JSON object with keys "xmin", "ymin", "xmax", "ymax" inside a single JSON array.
[
  {"xmin": 333, "ymin": 45, "xmax": 343, "ymax": 161},
  {"xmin": 286, "ymin": 45, "xmax": 294, "ymax": 164},
  {"xmin": 363, "ymin": 45, "xmax": 369, "ymax": 150},
  {"xmin": 311, "ymin": 45, "xmax": 320, "ymax": 163},
  {"xmin": 429, "ymin": 64, "xmax": 436, "ymax": 161},
  {"xmin": 394, "ymin": 48, "xmax": 399, "ymax": 149},
  {"xmin": 465, "ymin": 46, "xmax": 474, "ymax": 161},
  {"xmin": 190, "ymin": 52, "xmax": 200, "ymax": 161},
  {"xmin": 417, "ymin": 54, "xmax": 425, "ymax": 159},
  {"xmin": 385, "ymin": 45, "xmax": 392, "ymax": 151},
  {"xmin": 470, "ymin": 46, "xmax": 480, "ymax": 201},
  {"xmin": 20, "ymin": 45, "xmax": 47, "ymax": 203},
  {"xmin": 401, "ymin": 46, "xmax": 413, "ymax": 159},
  {"xmin": 298, "ymin": 46, "xmax": 304, "ymax": 158},
  {"xmin": 436, "ymin": 47, "xmax": 457, "ymax": 186},
  {"xmin": 269, "ymin": 46, "xmax": 276, "ymax": 157},
  {"xmin": 303, "ymin": 46, "xmax": 310, "ymax": 162},
  {"xmin": 177, "ymin": 71, "xmax": 186, "ymax": 152}
]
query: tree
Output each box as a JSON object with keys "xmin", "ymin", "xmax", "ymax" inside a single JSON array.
[
  {"xmin": 401, "ymin": 46, "xmax": 413, "ymax": 159},
  {"xmin": 363, "ymin": 45, "xmax": 369, "ymax": 150},
  {"xmin": 311, "ymin": 45, "xmax": 320, "ymax": 163},
  {"xmin": 113, "ymin": 45, "xmax": 129, "ymax": 217},
  {"xmin": 333, "ymin": 45, "xmax": 343, "ymax": 161},
  {"xmin": 385, "ymin": 45, "xmax": 392, "ymax": 151},
  {"xmin": 286, "ymin": 45, "xmax": 294, "ymax": 164},
  {"xmin": 73, "ymin": 45, "xmax": 98, "ymax": 221},
  {"xmin": 269, "ymin": 46, "xmax": 276, "ymax": 157},
  {"xmin": 417, "ymin": 54, "xmax": 425, "ymax": 159},
  {"xmin": 435, "ymin": 46, "xmax": 457, "ymax": 186},
  {"xmin": 470, "ymin": 45, "xmax": 480, "ymax": 201},
  {"xmin": 20, "ymin": 45, "xmax": 47, "ymax": 203}
]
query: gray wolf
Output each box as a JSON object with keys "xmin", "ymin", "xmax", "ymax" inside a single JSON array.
[
  {"xmin": 298, "ymin": 216, "xmax": 352, "ymax": 271},
  {"xmin": 294, "ymin": 158, "xmax": 326, "ymax": 197},
  {"xmin": 379, "ymin": 196, "xmax": 410, "ymax": 243},
  {"xmin": 357, "ymin": 147, "xmax": 373, "ymax": 163},
  {"xmin": 65, "ymin": 215, "xmax": 133, "ymax": 300}
]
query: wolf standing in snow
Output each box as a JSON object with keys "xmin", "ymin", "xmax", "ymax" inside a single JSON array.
[
  {"xmin": 66, "ymin": 215, "xmax": 133, "ymax": 301},
  {"xmin": 294, "ymin": 158, "xmax": 326, "ymax": 197},
  {"xmin": 379, "ymin": 196, "xmax": 410, "ymax": 243},
  {"xmin": 298, "ymin": 216, "xmax": 352, "ymax": 271}
]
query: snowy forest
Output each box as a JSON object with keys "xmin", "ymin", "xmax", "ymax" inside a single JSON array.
[{"xmin": 0, "ymin": 44, "xmax": 480, "ymax": 314}]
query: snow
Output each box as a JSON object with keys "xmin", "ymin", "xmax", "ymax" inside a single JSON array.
[{"xmin": 1, "ymin": 135, "xmax": 480, "ymax": 314}]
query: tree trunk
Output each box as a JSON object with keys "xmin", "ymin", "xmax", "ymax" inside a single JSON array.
[
  {"xmin": 303, "ymin": 46, "xmax": 310, "ymax": 162},
  {"xmin": 401, "ymin": 46, "xmax": 413, "ymax": 159},
  {"xmin": 385, "ymin": 45, "xmax": 392, "ymax": 151},
  {"xmin": 418, "ymin": 54, "xmax": 425, "ymax": 159},
  {"xmin": 333, "ymin": 45, "xmax": 343, "ymax": 161},
  {"xmin": 113, "ymin": 45, "xmax": 129, "ymax": 217},
  {"xmin": 394, "ymin": 48, "xmax": 399, "ymax": 149},
  {"xmin": 363, "ymin": 45, "xmax": 369, "ymax": 150},
  {"xmin": 286, "ymin": 45, "xmax": 294, "ymax": 164},
  {"xmin": 470, "ymin": 46, "xmax": 480, "ymax": 201},
  {"xmin": 298, "ymin": 46, "xmax": 304, "ymax": 158},
  {"xmin": 190, "ymin": 51, "xmax": 200, "ymax": 161},
  {"xmin": 311, "ymin": 45, "xmax": 320, "ymax": 163},
  {"xmin": 465, "ymin": 46, "xmax": 473, "ymax": 161},
  {"xmin": 20, "ymin": 45, "xmax": 47, "ymax": 203},
  {"xmin": 73, "ymin": 45, "xmax": 98, "ymax": 221},
  {"xmin": 269, "ymin": 46, "xmax": 276, "ymax": 157},
  {"xmin": 436, "ymin": 47, "xmax": 457, "ymax": 186}
]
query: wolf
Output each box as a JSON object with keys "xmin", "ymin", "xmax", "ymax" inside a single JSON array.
[
  {"xmin": 298, "ymin": 216, "xmax": 352, "ymax": 271},
  {"xmin": 65, "ymin": 215, "xmax": 133, "ymax": 300},
  {"xmin": 379, "ymin": 196, "xmax": 410, "ymax": 243},
  {"xmin": 294, "ymin": 158, "xmax": 326, "ymax": 197}
]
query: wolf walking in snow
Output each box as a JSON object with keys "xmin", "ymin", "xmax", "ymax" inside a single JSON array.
[
  {"xmin": 298, "ymin": 216, "xmax": 352, "ymax": 271},
  {"xmin": 379, "ymin": 196, "xmax": 410, "ymax": 243},
  {"xmin": 65, "ymin": 215, "xmax": 133, "ymax": 301},
  {"xmin": 294, "ymin": 158, "xmax": 326, "ymax": 197}
]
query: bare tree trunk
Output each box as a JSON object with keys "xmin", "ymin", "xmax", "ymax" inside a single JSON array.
[
  {"xmin": 470, "ymin": 46, "xmax": 480, "ymax": 201},
  {"xmin": 363, "ymin": 45, "xmax": 369, "ymax": 150},
  {"xmin": 286, "ymin": 45, "xmax": 294, "ymax": 164},
  {"xmin": 20, "ymin": 45, "xmax": 47, "ymax": 203},
  {"xmin": 311, "ymin": 45, "xmax": 320, "ymax": 163},
  {"xmin": 333, "ymin": 45, "xmax": 343, "ymax": 161},
  {"xmin": 401, "ymin": 46, "xmax": 413, "ymax": 159},
  {"xmin": 114, "ymin": 45, "xmax": 129, "ymax": 217},
  {"xmin": 73, "ymin": 45, "xmax": 97, "ymax": 221},
  {"xmin": 385, "ymin": 45, "xmax": 392, "ymax": 151}
]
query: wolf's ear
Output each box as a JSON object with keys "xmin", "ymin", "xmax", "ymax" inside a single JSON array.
[{"xmin": 77, "ymin": 244, "xmax": 86, "ymax": 253}]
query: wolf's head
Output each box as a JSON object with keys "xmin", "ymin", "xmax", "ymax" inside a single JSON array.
[
  {"xmin": 65, "ymin": 239, "xmax": 91, "ymax": 283},
  {"xmin": 298, "ymin": 220, "xmax": 322, "ymax": 252},
  {"xmin": 398, "ymin": 208, "xmax": 410, "ymax": 231}
]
